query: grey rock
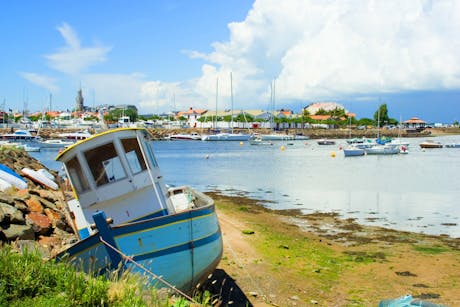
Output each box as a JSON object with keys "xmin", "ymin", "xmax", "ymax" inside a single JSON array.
[
  {"xmin": 2, "ymin": 224, "xmax": 35, "ymax": 240},
  {"xmin": 0, "ymin": 202, "xmax": 25, "ymax": 224}
]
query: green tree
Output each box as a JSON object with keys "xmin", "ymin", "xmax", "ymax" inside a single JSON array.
[
  {"xmin": 358, "ymin": 117, "xmax": 375, "ymax": 127},
  {"xmin": 374, "ymin": 104, "xmax": 389, "ymax": 126}
]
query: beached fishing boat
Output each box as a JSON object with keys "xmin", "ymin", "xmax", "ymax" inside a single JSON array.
[{"xmin": 55, "ymin": 128, "xmax": 222, "ymax": 293}]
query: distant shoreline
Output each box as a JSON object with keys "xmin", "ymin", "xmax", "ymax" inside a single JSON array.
[{"xmin": 1, "ymin": 127, "xmax": 458, "ymax": 140}]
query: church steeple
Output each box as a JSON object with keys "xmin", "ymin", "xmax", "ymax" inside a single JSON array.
[{"xmin": 76, "ymin": 85, "xmax": 84, "ymax": 112}]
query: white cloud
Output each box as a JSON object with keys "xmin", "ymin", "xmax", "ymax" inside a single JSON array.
[
  {"xmin": 82, "ymin": 73, "xmax": 145, "ymax": 106},
  {"xmin": 191, "ymin": 0, "xmax": 460, "ymax": 106},
  {"xmin": 139, "ymin": 79, "xmax": 206, "ymax": 113},
  {"xmin": 19, "ymin": 72, "xmax": 58, "ymax": 92},
  {"xmin": 45, "ymin": 23, "xmax": 111, "ymax": 75}
]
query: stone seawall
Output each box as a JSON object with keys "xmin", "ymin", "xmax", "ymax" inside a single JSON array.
[
  {"xmin": 1, "ymin": 127, "xmax": 457, "ymax": 141},
  {"xmin": 0, "ymin": 147, "xmax": 76, "ymax": 257}
]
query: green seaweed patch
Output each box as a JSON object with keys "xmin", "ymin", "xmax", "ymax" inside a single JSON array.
[
  {"xmin": 413, "ymin": 245, "xmax": 450, "ymax": 254},
  {"xmin": 343, "ymin": 251, "xmax": 387, "ymax": 263}
]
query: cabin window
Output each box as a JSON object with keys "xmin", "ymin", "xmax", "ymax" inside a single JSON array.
[
  {"xmin": 66, "ymin": 156, "xmax": 90, "ymax": 193},
  {"xmin": 121, "ymin": 138, "xmax": 147, "ymax": 174},
  {"xmin": 144, "ymin": 140, "xmax": 159, "ymax": 168},
  {"xmin": 84, "ymin": 143, "xmax": 127, "ymax": 186}
]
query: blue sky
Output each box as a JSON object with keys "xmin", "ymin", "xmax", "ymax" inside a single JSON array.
[{"xmin": 1, "ymin": 0, "xmax": 459, "ymax": 123}]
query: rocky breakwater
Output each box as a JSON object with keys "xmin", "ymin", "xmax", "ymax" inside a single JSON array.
[{"xmin": 0, "ymin": 147, "xmax": 76, "ymax": 257}]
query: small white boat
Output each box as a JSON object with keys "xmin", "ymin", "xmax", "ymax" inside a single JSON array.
[
  {"xmin": 21, "ymin": 168, "xmax": 59, "ymax": 190},
  {"xmin": 343, "ymin": 146, "xmax": 365, "ymax": 157},
  {"xmin": 168, "ymin": 132, "xmax": 202, "ymax": 140},
  {"xmin": 249, "ymin": 137, "xmax": 274, "ymax": 146},
  {"xmin": 0, "ymin": 129, "xmax": 36, "ymax": 142},
  {"xmin": 202, "ymin": 132, "xmax": 251, "ymax": 141},
  {"xmin": 419, "ymin": 140, "xmax": 443, "ymax": 149},
  {"xmin": 59, "ymin": 130, "xmax": 92, "ymax": 141},
  {"xmin": 19, "ymin": 143, "xmax": 41, "ymax": 152},
  {"xmin": 36, "ymin": 138, "xmax": 75, "ymax": 149},
  {"xmin": 55, "ymin": 128, "xmax": 222, "ymax": 293},
  {"xmin": 0, "ymin": 164, "xmax": 28, "ymax": 190},
  {"xmin": 317, "ymin": 139, "xmax": 336, "ymax": 145},
  {"xmin": 365, "ymin": 144, "xmax": 400, "ymax": 155},
  {"xmin": 255, "ymin": 134, "xmax": 295, "ymax": 141}
]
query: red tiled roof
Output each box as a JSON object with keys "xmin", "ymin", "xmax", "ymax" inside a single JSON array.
[
  {"xmin": 177, "ymin": 108, "xmax": 207, "ymax": 116},
  {"xmin": 310, "ymin": 115, "xmax": 331, "ymax": 120},
  {"xmin": 403, "ymin": 117, "xmax": 426, "ymax": 124}
]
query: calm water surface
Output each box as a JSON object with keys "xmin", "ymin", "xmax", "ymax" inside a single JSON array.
[{"xmin": 32, "ymin": 135, "xmax": 460, "ymax": 238}]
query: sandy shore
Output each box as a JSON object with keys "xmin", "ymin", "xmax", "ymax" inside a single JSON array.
[{"xmin": 206, "ymin": 192, "xmax": 460, "ymax": 306}]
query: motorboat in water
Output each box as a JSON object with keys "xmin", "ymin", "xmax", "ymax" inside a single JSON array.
[
  {"xmin": 0, "ymin": 129, "xmax": 36, "ymax": 142},
  {"xmin": 59, "ymin": 130, "xmax": 92, "ymax": 141},
  {"xmin": 250, "ymin": 133, "xmax": 295, "ymax": 141},
  {"xmin": 419, "ymin": 140, "xmax": 443, "ymax": 149},
  {"xmin": 364, "ymin": 144, "xmax": 400, "ymax": 155},
  {"xmin": 249, "ymin": 137, "xmax": 274, "ymax": 146},
  {"xmin": 202, "ymin": 132, "xmax": 251, "ymax": 141},
  {"xmin": 167, "ymin": 132, "xmax": 203, "ymax": 140},
  {"xmin": 343, "ymin": 146, "xmax": 365, "ymax": 157},
  {"xmin": 35, "ymin": 138, "xmax": 75, "ymax": 149},
  {"xmin": 55, "ymin": 128, "xmax": 223, "ymax": 293},
  {"xmin": 317, "ymin": 139, "xmax": 336, "ymax": 145}
]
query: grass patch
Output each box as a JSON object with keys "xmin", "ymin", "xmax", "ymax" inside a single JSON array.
[
  {"xmin": 0, "ymin": 246, "xmax": 211, "ymax": 306},
  {"xmin": 413, "ymin": 245, "xmax": 450, "ymax": 254}
]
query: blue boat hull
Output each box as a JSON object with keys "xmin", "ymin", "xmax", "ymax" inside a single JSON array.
[{"xmin": 58, "ymin": 204, "xmax": 223, "ymax": 293}]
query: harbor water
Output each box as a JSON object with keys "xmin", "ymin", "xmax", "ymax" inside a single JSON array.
[{"xmin": 32, "ymin": 135, "xmax": 460, "ymax": 238}]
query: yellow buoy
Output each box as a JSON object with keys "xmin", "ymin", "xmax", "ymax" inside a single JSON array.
[
  {"xmin": 240, "ymin": 141, "xmax": 244, "ymax": 146},
  {"xmin": 280, "ymin": 145, "xmax": 285, "ymax": 151},
  {"xmin": 330, "ymin": 151, "xmax": 336, "ymax": 157}
]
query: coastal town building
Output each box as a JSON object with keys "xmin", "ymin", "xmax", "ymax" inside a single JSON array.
[{"xmin": 303, "ymin": 102, "xmax": 348, "ymax": 115}]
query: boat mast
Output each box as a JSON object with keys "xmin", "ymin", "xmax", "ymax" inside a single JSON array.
[
  {"xmin": 271, "ymin": 78, "xmax": 276, "ymax": 131},
  {"xmin": 215, "ymin": 78, "xmax": 218, "ymax": 130},
  {"xmin": 230, "ymin": 72, "xmax": 234, "ymax": 134}
]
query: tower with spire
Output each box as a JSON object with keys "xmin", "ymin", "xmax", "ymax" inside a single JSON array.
[{"xmin": 76, "ymin": 86, "xmax": 84, "ymax": 112}]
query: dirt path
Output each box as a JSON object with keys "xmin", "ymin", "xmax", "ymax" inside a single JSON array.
[{"xmin": 210, "ymin": 192, "xmax": 460, "ymax": 306}]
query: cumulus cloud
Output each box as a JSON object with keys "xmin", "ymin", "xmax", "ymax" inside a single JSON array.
[
  {"xmin": 19, "ymin": 72, "xmax": 58, "ymax": 92},
  {"xmin": 82, "ymin": 73, "xmax": 145, "ymax": 106},
  {"xmin": 139, "ymin": 79, "xmax": 206, "ymax": 113},
  {"xmin": 45, "ymin": 23, "xmax": 111, "ymax": 75},
  {"xmin": 192, "ymin": 0, "xmax": 460, "ymax": 106}
]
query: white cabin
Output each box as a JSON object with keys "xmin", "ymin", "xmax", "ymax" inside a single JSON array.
[{"xmin": 56, "ymin": 128, "xmax": 175, "ymax": 238}]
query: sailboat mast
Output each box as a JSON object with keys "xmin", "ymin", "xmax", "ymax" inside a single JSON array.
[
  {"xmin": 272, "ymin": 78, "xmax": 276, "ymax": 131},
  {"xmin": 230, "ymin": 72, "xmax": 234, "ymax": 133},
  {"xmin": 215, "ymin": 78, "xmax": 218, "ymax": 130}
]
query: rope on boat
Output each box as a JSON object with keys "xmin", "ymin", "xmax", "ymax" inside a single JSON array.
[{"xmin": 98, "ymin": 236, "xmax": 198, "ymax": 304}]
